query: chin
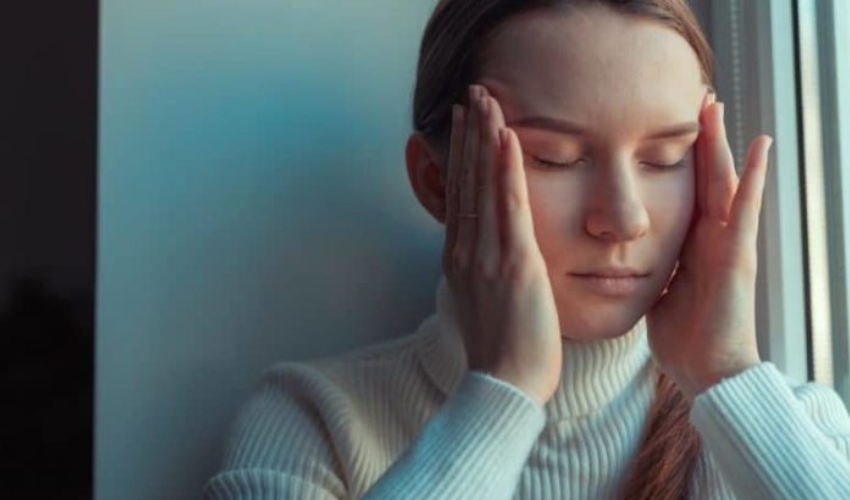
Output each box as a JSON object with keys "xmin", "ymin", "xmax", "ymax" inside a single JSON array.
[{"xmin": 556, "ymin": 303, "xmax": 645, "ymax": 342}]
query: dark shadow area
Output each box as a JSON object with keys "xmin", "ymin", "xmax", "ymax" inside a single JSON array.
[
  {"xmin": 0, "ymin": 276, "xmax": 94, "ymax": 498},
  {"xmin": 0, "ymin": 0, "xmax": 97, "ymax": 498}
]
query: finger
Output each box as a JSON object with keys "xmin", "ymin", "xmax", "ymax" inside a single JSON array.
[
  {"xmin": 442, "ymin": 103, "xmax": 466, "ymax": 277},
  {"xmin": 457, "ymin": 85, "xmax": 483, "ymax": 263},
  {"xmin": 476, "ymin": 95, "xmax": 506, "ymax": 273},
  {"xmin": 705, "ymin": 102, "xmax": 739, "ymax": 221},
  {"xmin": 729, "ymin": 135, "xmax": 773, "ymax": 248},
  {"xmin": 500, "ymin": 128, "xmax": 537, "ymax": 256},
  {"xmin": 695, "ymin": 91, "xmax": 715, "ymax": 215}
]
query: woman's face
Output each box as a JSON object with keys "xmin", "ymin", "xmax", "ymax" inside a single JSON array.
[{"xmin": 477, "ymin": 5, "xmax": 708, "ymax": 341}]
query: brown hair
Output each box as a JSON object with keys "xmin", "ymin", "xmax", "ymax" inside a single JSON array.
[{"xmin": 412, "ymin": 0, "xmax": 712, "ymax": 498}]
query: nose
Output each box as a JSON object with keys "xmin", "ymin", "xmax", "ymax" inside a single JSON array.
[{"xmin": 583, "ymin": 165, "xmax": 650, "ymax": 242}]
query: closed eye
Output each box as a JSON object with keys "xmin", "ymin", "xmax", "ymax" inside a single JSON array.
[
  {"xmin": 641, "ymin": 159, "xmax": 689, "ymax": 171},
  {"xmin": 531, "ymin": 156, "xmax": 582, "ymax": 169},
  {"xmin": 530, "ymin": 156, "xmax": 688, "ymax": 171}
]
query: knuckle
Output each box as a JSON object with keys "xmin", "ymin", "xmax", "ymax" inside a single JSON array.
[
  {"xmin": 472, "ymin": 256, "xmax": 499, "ymax": 283},
  {"xmin": 452, "ymin": 248, "xmax": 471, "ymax": 274},
  {"xmin": 504, "ymin": 190, "xmax": 525, "ymax": 213}
]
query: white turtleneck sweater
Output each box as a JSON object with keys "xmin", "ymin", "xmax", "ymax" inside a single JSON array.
[{"xmin": 204, "ymin": 276, "xmax": 850, "ymax": 499}]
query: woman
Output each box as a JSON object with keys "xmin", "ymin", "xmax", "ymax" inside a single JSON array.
[{"xmin": 205, "ymin": 0, "xmax": 850, "ymax": 498}]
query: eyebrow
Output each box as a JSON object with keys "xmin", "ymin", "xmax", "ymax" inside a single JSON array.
[{"xmin": 508, "ymin": 115, "xmax": 701, "ymax": 141}]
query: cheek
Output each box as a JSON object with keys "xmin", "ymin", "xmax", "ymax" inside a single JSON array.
[
  {"xmin": 524, "ymin": 176, "xmax": 585, "ymax": 240},
  {"xmin": 646, "ymin": 169, "xmax": 696, "ymax": 249}
]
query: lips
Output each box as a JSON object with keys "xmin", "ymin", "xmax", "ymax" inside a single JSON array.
[
  {"xmin": 572, "ymin": 268, "xmax": 648, "ymax": 278},
  {"xmin": 572, "ymin": 274, "xmax": 644, "ymax": 296}
]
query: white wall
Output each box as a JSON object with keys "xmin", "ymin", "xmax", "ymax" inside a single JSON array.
[{"xmin": 95, "ymin": 1, "xmax": 441, "ymax": 499}]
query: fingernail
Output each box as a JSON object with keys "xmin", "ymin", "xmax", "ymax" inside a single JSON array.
[
  {"xmin": 708, "ymin": 93, "xmax": 716, "ymax": 105},
  {"xmin": 718, "ymin": 102, "xmax": 725, "ymax": 124},
  {"xmin": 765, "ymin": 136, "xmax": 774, "ymax": 153}
]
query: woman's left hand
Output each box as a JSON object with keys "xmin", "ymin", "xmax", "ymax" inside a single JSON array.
[{"xmin": 646, "ymin": 91, "xmax": 774, "ymax": 401}]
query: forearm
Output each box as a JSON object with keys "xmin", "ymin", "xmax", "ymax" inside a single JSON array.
[
  {"xmin": 690, "ymin": 362, "xmax": 850, "ymax": 499},
  {"xmin": 363, "ymin": 371, "xmax": 546, "ymax": 500}
]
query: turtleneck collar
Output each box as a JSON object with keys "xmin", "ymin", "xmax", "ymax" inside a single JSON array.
[{"xmin": 417, "ymin": 274, "xmax": 654, "ymax": 423}]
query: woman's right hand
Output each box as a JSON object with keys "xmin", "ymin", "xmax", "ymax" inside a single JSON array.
[{"xmin": 442, "ymin": 83, "xmax": 563, "ymax": 406}]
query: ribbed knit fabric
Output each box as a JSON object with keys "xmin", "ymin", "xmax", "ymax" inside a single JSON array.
[{"xmin": 204, "ymin": 275, "xmax": 850, "ymax": 499}]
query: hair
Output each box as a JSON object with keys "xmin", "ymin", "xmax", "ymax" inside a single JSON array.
[{"xmin": 412, "ymin": 0, "xmax": 712, "ymax": 498}]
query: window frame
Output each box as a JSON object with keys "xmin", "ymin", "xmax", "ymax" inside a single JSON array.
[{"xmin": 710, "ymin": 0, "xmax": 810, "ymax": 385}]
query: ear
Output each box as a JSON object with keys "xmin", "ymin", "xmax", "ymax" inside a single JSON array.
[{"xmin": 405, "ymin": 132, "xmax": 448, "ymax": 224}]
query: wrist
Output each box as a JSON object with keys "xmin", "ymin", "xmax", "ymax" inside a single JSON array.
[
  {"xmin": 684, "ymin": 357, "xmax": 762, "ymax": 400},
  {"xmin": 489, "ymin": 369, "xmax": 551, "ymax": 406}
]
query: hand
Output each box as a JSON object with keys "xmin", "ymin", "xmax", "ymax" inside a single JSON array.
[
  {"xmin": 646, "ymin": 91, "xmax": 772, "ymax": 400},
  {"xmin": 442, "ymin": 83, "xmax": 562, "ymax": 406}
]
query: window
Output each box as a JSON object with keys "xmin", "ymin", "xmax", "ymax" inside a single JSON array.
[
  {"xmin": 710, "ymin": 0, "xmax": 850, "ymax": 404},
  {"xmin": 795, "ymin": 0, "xmax": 850, "ymax": 402},
  {"xmin": 710, "ymin": 0, "xmax": 809, "ymax": 385}
]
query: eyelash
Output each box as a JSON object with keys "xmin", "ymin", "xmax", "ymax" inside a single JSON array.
[{"xmin": 531, "ymin": 157, "xmax": 687, "ymax": 171}]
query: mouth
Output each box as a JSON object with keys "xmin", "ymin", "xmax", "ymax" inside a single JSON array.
[
  {"xmin": 571, "ymin": 269, "xmax": 649, "ymax": 279},
  {"xmin": 569, "ymin": 273, "xmax": 647, "ymax": 297}
]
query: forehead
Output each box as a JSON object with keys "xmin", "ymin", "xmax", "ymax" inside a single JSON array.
[{"xmin": 477, "ymin": 5, "xmax": 706, "ymax": 134}]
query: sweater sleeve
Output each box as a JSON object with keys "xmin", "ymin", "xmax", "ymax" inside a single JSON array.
[
  {"xmin": 689, "ymin": 361, "xmax": 850, "ymax": 499},
  {"xmin": 361, "ymin": 371, "xmax": 546, "ymax": 499},
  {"xmin": 203, "ymin": 366, "xmax": 546, "ymax": 500},
  {"xmin": 202, "ymin": 364, "xmax": 349, "ymax": 500}
]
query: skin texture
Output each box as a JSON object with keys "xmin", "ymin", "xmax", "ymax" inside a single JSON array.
[
  {"xmin": 406, "ymin": 4, "xmax": 771, "ymax": 402},
  {"xmin": 475, "ymin": 6, "xmax": 704, "ymax": 343}
]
